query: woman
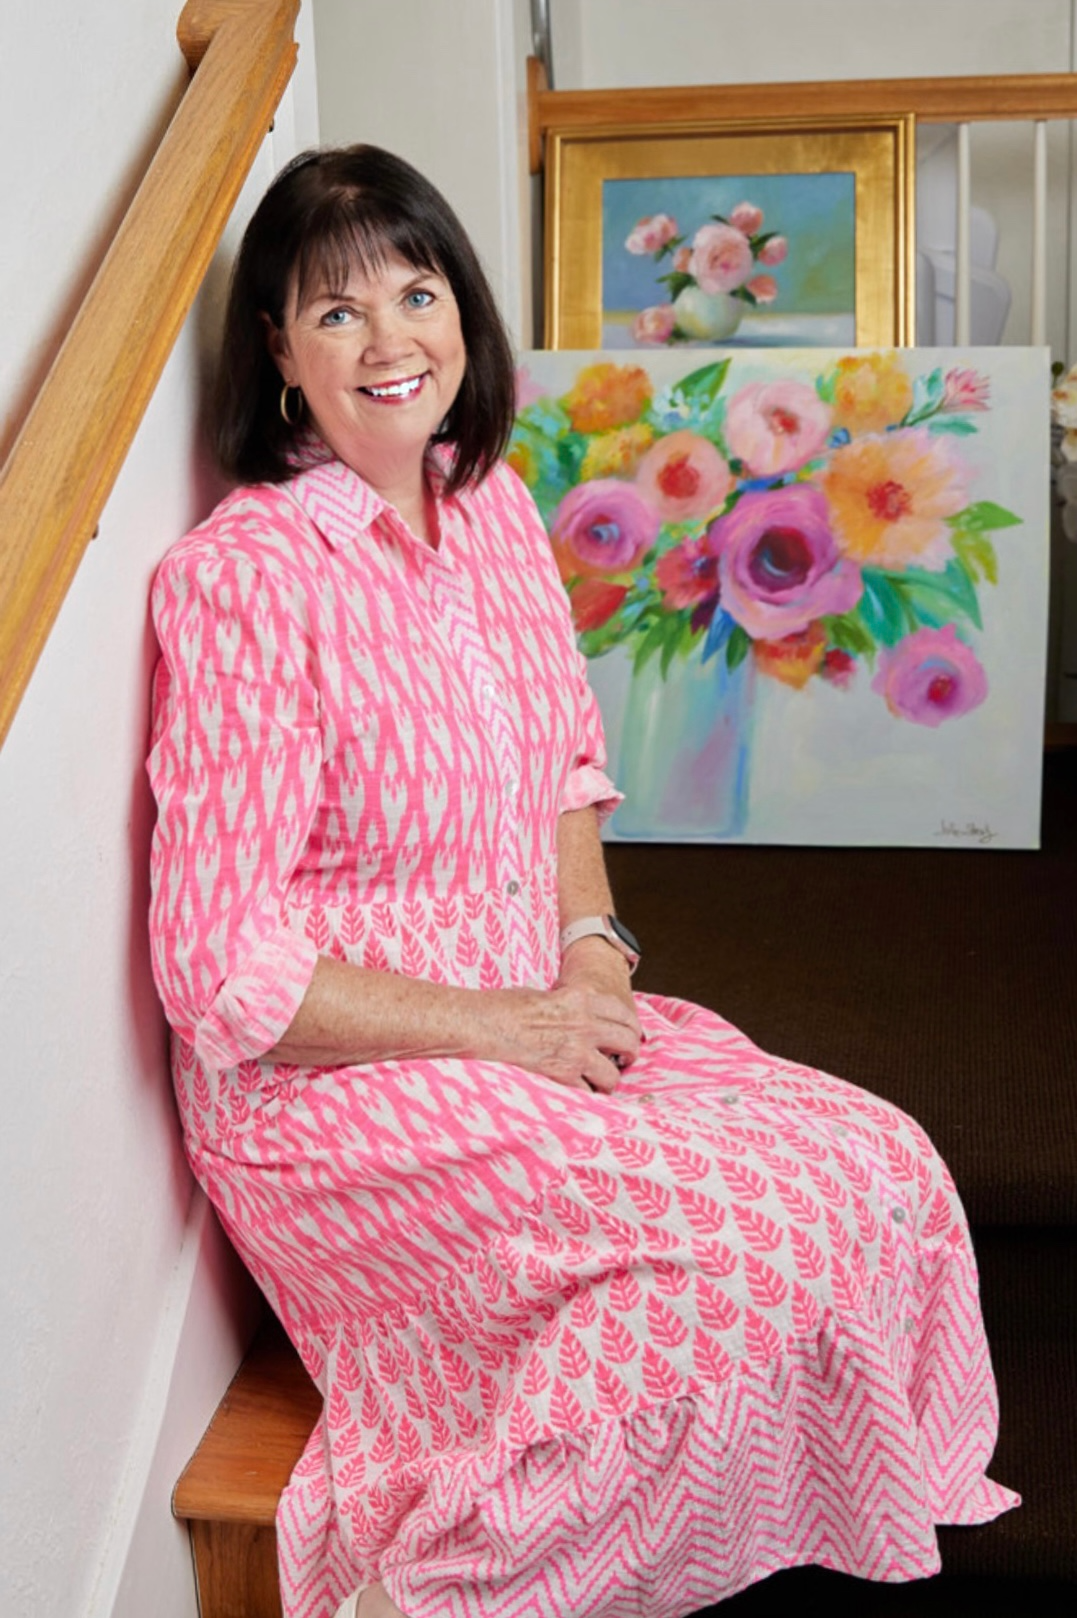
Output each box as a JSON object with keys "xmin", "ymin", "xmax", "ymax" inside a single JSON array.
[{"xmin": 147, "ymin": 147, "xmax": 1016, "ymax": 1618}]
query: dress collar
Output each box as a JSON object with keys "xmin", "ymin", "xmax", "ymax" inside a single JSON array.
[{"xmin": 281, "ymin": 433, "xmax": 458, "ymax": 556}]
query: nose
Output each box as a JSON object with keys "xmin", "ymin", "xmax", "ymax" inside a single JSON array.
[{"xmin": 362, "ymin": 306, "xmax": 413, "ymax": 365}]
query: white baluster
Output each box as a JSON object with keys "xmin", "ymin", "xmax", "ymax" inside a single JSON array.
[
  {"xmin": 955, "ymin": 122, "xmax": 971, "ymax": 346},
  {"xmin": 1031, "ymin": 120, "xmax": 1048, "ymax": 346}
]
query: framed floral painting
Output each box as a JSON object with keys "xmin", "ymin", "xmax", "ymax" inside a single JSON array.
[
  {"xmin": 510, "ymin": 347, "xmax": 1050, "ymax": 847},
  {"xmin": 543, "ymin": 117, "xmax": 915, "ymax": 351}
]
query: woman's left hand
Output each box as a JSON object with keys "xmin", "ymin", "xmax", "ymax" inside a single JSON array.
[{"xmin": 556, "ymin": 936, "xmax": 641, "ymax": 1072}]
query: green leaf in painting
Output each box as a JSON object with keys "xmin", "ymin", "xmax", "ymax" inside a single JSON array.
[
  {"xmin": 904, "ymin": 367, "xmax": 945, "ymax": 425},
  {"xmin": 674, "ymin": 360, "xmax": 731, "ymax": 409},
  {"xmin": 858, "ymin": 571, "xmax": 913, "ymax": 646},
  {"xmin": 657, "ymin": 270, "xmax": 695, "ymax": 301},
  {"xmin": 897, "ymin": 560, "xmax": 983, "ymax": 632},
  {"xmin": 726, "ymin": 624, "xmax": 752, "ymax": 670},
  {"xmin": 816, "ymin": 368, "xmax": 837, "ymax": 405},
  {"xmin": 632, "ymin": 616, "xmax": 674, "ymax": 674},
  {"xmin": 825, "ymin": 611, "xmax": 876, "ymax": 659},
  {"xmin": 951, "ymin": 527, "xmax": 999, "ymax": 585},
  {"xmin": 948, "ymin": 500, "xmax": 1023, "ymax": 532},
  {"xmin": 928, "ymin": 417, "xmax": 978, "ymax": 435}
]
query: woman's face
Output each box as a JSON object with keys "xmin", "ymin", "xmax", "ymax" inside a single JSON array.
[{"xmin": 267, "ymin": 248, "xmax": 467, "ymax": 488}]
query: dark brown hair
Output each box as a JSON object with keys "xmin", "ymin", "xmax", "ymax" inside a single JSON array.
[{"xmin": 213, "ymin": 145, "xmax": 516, "ymax": 495}]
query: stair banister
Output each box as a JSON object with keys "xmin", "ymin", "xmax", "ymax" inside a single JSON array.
[{"xmin": 0, "ymin": 0, "xmax": 300, "ymax": 755}]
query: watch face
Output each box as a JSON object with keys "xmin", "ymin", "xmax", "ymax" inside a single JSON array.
[{"xmin": 609, "ymin": 915, "xmax": 641, "ymax": 956}]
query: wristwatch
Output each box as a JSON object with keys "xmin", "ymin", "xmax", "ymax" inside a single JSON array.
[{"xmin": 559, "ymin": 914, "xmax": 641, "ymax": 975}]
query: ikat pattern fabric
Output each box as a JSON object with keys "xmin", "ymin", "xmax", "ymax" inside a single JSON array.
[{"xmin": 148, "ymin": 445, "xmax": 1016, "ymax": 1618}]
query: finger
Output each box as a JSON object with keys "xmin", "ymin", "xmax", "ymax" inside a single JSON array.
[{"xmin": 579, "ymin": 1050, "xmax": 622, "ymax": 1095}]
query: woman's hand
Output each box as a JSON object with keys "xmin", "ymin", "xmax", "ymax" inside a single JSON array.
[{"xmin": 478, "ymin": 965, "xmax": 640, "ymax": 1094}]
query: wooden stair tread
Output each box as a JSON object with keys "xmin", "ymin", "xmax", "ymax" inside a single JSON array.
[{"xmin": 173, "ymin": 1316, "xmax": 321, "ymax": 1525}]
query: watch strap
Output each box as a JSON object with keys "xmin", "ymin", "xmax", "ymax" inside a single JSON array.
[{"xmin": 559, "ymin": 914, "xmax": 640, "ymax": 973}]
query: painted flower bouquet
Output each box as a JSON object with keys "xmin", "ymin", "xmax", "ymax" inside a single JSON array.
[
  {"xmin": 626, "ymin": 202, "xmax": 787, "ymax": 345},
  {"xmin": 510, "ymin": 353, "xmax": 1022, "ymax": 729}
]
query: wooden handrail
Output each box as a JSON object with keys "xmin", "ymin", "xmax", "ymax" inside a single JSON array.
[
  {"xmin": 528, "ymin": 65, "xmax": 1077, "ymax": 172},
  {"xmin": 0, "ymin": 0, "xmax": 300, "ymax": 754}
]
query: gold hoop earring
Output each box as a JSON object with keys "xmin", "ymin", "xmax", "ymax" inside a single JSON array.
[{"xmin": 280, "ymin": 383, "xmax": 303, "ymax": 426}]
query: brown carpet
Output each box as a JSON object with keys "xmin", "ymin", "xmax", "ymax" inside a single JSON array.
[{"xmin": 606, "ymin": 749, "xmax": 1077, "ymax": 1228}]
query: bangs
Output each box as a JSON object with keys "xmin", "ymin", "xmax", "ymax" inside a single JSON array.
[{"xmin": 290, "ymin": 193, "xmax": 444, "ymax": 312}]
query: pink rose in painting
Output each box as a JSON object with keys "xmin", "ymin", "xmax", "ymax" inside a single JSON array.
[
  {"xmin": 746, "ymin": 274, "xmax": 779, "ymax": 305},
  {"xmin": 724, "ymin": 380, "xmax": 833, "ymax": 477},
  {"xmin": 871, "ymin": 625, "xmax": 988, "ymax": 726},
  {"xmin": 688, "ymin": 222, "xmax": 754, "ymax": 294},
  {"xmin": 708, "ymin": 484, "xmax": 862, "ymax": 638},
  {"xmin": 625, "ymin": 213, "xmax": 679, "ymax": 254},
  {"xmin": 673, "ymin": 245, "xmax": 692, "ymax": 273},
  {"xmin": 729, "ymin": 202, "xmax": 764, "ymax": 236},
  {"xmin": 655, "ymin": 537, "xmax": 721, "ymax": 609},
  {"xmin": 942, "ymin": 366, "xmax": 991, "ymax": 412},
  {"xmin": 758, "ymin": 235, "xmax": 788, "ymax": 266},
  {"xmin": 632, "ymin": 304, "xmax": 677, "ymax": 345},
  {"xmin": 551, "ymin": 479, "xmax": 660, "ymax": 578},
  {"xmin": 635, "ymin": 429, "xmax": 733, "ymax": 523}
]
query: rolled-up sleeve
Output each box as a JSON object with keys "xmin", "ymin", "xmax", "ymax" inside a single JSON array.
[
  {"xmin": 147, "ymin": 542, "xmax": 322, "ymax": 1070},
  {"xmin": 560, "ymin": 644, "xmax": 623, "ymax": 822}
]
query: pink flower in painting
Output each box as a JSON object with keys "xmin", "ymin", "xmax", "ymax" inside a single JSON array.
[
  {"xmin": 550, "ymin": 479, "xmax": 660, "ymax": 579},
  {"xmin": 942, "ymin": 366, "xmax": 991, "ymax": 412},
  {"xmin": 724, "ymin": 380, "xmax": 833, "ymax": 477},
  {"xmin": 625, "ymin": 213, "xmax": 679, "ymax": 255},
  {"xmin": 655, "ymin": 537, "xmax": 721, "ymax": 609},
  {"xmin": 708, "ymin": 484, "xmax": 862, "ymax": 639},
  {"xmin": 632, "ymin": 304, "xmax": 677, "ymax": 345},
  {"xmin": 730, "ymin": 202, "xmax": 764, "ymax": 236},
  {"xmin": 871, "ymin": 625, "xmax": 988, "ymax": 726},
  {"xmin": 635, "ymin": 429, "xmax": 733, "ymax": 523},
  {"xmin": 514, "ymin": 365, "xmax": 546, "ymax": 412},
  {"xmin": 673, "ymin": 245, "xmax": 692, "ymax": 273},
  {"xmin": 758, "ymin": 235, "xmax": 788, "ymax": 266},
  {"xmin": 746, "ymin": 274, "xmax": 779, "ymax": 305},
  {"xmin": 688, "ymin": 222, "xmax": 754, "ymax": 294}
]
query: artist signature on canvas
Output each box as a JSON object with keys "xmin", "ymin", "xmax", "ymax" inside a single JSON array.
[{"xmin": 936, "ymin": 819, "xmax": 999, "ymax": 845}]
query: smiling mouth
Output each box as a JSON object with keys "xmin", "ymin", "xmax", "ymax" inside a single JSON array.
[{"xmin": 360, "ymin": 375, "xmax": 425, "ymax": 400}]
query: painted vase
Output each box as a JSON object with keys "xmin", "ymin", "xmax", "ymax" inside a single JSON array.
[
  {"xmin": 611, "ymin": 648, "xmax": 755, "ymax": 840},
  {"xmin": 673, "ymin": 284, "xmax": 744, "ymax": 342}
]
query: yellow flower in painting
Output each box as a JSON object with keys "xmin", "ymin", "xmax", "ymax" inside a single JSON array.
[
  {"xmin": 754, "ymin": 622, "xmax": 828, "ymax": 689},
  {"xmin": 830, "ymin": 353, "xmax": 914, "ymax": 435},
  {"xmin": 563, "ymin": 362, "xmax": 653, "ymax": 434},
  {"xmin": 581, "ymin": 423, "xmax": 655, "ymax": 480},
  {"xmin": 819, "ymin": 427, "xmax": 971, "ymax": 571},
  {"xmin": 507, "ymin": 440, "xmax": 538, "ymax": 484}
]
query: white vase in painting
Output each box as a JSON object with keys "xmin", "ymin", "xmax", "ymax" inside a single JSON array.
[{"xmin": 673, "ymin": 285, "xmax": 744, "ymax": 342}]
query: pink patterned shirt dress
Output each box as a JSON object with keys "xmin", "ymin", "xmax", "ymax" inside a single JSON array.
[{"xmin": 147, "ymin": 441, "xmax": 1016, "ymax": 1618}]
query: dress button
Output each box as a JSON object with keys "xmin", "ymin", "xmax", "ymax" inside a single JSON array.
[
  {"xmin": 506, "ymin": 879, "xmax": 521, "ymax": 897},
  {"xmin": 640, "ymin": 1092, "xmax": 655, "ymax": 1104},
  {"xmin": 891, "ymin": 1206, "xmax": 907, "ymax": 1224}
]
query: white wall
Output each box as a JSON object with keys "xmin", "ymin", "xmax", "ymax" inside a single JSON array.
[
  {"xmin": 313, "ymin": 0, "xmax": 531, "ymax": 340},
  {"xmin": 0, "ymin": 4, "xmax": 318, "ymax": 1616}
]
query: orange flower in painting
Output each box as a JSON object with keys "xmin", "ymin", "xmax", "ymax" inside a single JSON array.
[
  {"xmin": 754, "ymin": 622, "xmax": 828, "ymax": 689},
  {"xmin": 830, "ymin": 353, "xmax": 914, "ymax": 435},
  {"xmin": 820, "ymin": 427, "xmax": 971, "ymax": 571},
  {"xmin": 563, "ymin": 362, "xmax": 653, "ymax": 434},
  {"xmin": 581, "ymin": 423, "xmax": 655, "ymax": 480}
]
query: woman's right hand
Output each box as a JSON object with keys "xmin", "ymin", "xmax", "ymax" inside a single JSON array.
[{"xmin": 476, "ymin": 983, "xmax": 639, "ymax": 1094}]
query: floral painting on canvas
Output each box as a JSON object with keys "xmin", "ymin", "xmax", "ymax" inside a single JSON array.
[
  {"xmin": 510, "ymin": 347, "xmax": 1050, "ymax": 847},
  {"xmin": 602, "ymin": 173, "xmax": 855, "ymax": 349}
]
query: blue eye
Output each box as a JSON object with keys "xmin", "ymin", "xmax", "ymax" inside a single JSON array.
[
  {"xmin": 321, "ymin": 307, "xmax": 351, "ymax": 327},
  {"xmin": 405, "ymin": 289, "xmax": 435, "ymax": 310}
]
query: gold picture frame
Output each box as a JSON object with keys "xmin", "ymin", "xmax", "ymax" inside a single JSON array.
[{"xmin": 544, "ymin": 114, "xmax": 915, "ymax": 350}]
